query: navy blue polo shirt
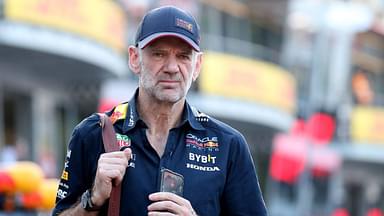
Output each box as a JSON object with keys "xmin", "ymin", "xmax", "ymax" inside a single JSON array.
[{"xmin": 53, "ymin": 91, "xmax": 267, "ymax": 216}]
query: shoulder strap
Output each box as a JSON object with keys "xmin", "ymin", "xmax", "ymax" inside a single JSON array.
[
  {"xmin": 99, "ymin": 113, "xmax": 120, "ymax": 152},
  {"xmin": 98, "ymin": 113, "xmax": 121, "ymax": 216}
]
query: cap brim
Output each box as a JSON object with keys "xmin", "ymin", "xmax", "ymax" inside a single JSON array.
[{"xmin": 137, "ymin": 32, "xmax": 200, "ymax": 51}]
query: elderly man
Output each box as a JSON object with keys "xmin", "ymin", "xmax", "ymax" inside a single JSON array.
[{"xmin": 53, "ymin": 6, "xmax": 267, "ymax": 216}]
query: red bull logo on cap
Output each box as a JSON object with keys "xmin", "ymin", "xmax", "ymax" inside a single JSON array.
[{"xmin": 176, "ymin": 18, "xmax": 193, "ymax": 32}]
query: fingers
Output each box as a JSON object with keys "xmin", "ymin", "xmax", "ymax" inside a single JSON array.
[
  {"xmin": 100, "ymin": 148, "xmax": 132, "ymax": 162},
  {"xmin": 123, "ymin": 147, "xmax": 133, "ymax": 160},
  {"xmin": 148, "ymin": 211, "xmax": 174, "ymax": 216},
  {"xmin": 149, "ymin": 192, "xmax": 190, "ymax": 207},
  {"xmin": 98, "ymin": 164, "xmax": 126, "ymax": 184},
  {"xmin": 148, "ymin": 212, "xmax": 174, "ymax": 216},
  {"xmin": 147, "ymin": 200, "xmax": 180, "ymax": 214},
  {"xmin": 91, "ymin": 148, "xmax": 132, "ymax": 205},
  {"xmin": 98, "ymin": 154, "xmax": 129, "ymax": 167},
  {"xmin": 148, "ymin": 192, "xmax": 195, "ymax": 216},
  {"xmin": 97, "ymin": 149, "xmax": 132, "ymax": 184}
]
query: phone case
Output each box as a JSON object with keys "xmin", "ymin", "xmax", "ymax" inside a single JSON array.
[{"xmin": 160, "ymin": 168, "xmax": 184, "ymax": 197}]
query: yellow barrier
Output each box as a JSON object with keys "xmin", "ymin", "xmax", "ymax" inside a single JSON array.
[
  {"xmin": 0, "ymin": 161, "xmax": 59, "ymax": 211},
  {"xmin": 200, "ymin": 52, "xmax": 296, "ymax": 113},
  {"xmin": 4, "ymin": 0, "xmax": 127, "ymax": 52}
]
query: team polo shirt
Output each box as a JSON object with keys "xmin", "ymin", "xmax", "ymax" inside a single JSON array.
[{"xmin": 53, "ymin": 91, "xmax": 267, "ymax": 216}]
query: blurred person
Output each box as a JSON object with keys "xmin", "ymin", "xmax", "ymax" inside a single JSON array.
[
  {"xmin": 0, "ymin": 136, "xmax": 29, "ymax": 166},
  {"xmin": 39, "ymin": 149, "xmax": 57, "ymax": 178},
  {"xmin": 53, "ymin": 6, "xmax": 267, "ymax": 216},
  {"xmin": 0, "ymin": 145, "xmax": 17, "ymax": 166},
  {"xmin": 0, "ymin": 130, "xmax": 17, "ymax": 165},
  {"xmin": 351, "ymin": 68, "xmax": 374, "ymax": 105}
]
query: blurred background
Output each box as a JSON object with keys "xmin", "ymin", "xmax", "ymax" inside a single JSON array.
[{"xmin": 0, "ymin": 0, "xmax": 383, "ymax": 215}]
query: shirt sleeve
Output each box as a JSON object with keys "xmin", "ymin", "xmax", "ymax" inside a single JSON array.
[
  {"xmin": 220, "ymin": 134, "xmax": 268, "ymax": 216},
  {"xmin": 52, "ymin": 127, "xmax": 91, "ymax": 215}
]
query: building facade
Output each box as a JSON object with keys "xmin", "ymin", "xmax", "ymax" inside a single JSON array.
[{"xmin": 0, "ymin": 0, "xmax": 128, "ymax": 177}]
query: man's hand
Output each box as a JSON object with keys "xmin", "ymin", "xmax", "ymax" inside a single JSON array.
[
  {"xmin": 147, "ymin": 192, "xmax": 197, "ymax": 216},
  {"xmin": 91, "ymin": 148, "xmax": 132, "ymax": 207}
]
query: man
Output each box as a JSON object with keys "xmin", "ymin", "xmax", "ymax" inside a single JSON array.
[{"xmin": 53, "ymin": 6, "xmax": 267, "ymax": 216}]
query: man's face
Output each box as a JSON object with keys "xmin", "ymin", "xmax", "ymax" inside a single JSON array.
[{"xmin": 136, "ymin": 37, "xmax": 201, "ymax": 103}]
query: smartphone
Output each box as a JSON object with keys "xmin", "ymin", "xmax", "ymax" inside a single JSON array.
[{"xmin": 160, "ymin": 168, "xmax": 184, "ymax": 197}]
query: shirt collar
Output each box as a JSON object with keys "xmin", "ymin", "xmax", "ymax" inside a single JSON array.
[
  {"xmin": 122, "ymin": 88, "xmax": 205, "ymax": 132},
  {"xmin": 184, "ymin": 101, "xmax": 205, "ymax": 131},
  {"xmin": 122, "ymin": 89, "xmax": 140, "ymax": 133}
]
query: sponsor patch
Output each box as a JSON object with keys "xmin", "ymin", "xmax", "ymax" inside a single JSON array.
[
  {"xmin": 128, "ymin": 106, "xmax": 135, "ymax": 127},
  {"xmin": 186, "ymin": 152, "xmax": 220, "ymax": 172},
  {"xmin": 59, "ymin": 182, "xmax": 69, "ymax": 189},
  {"xmin": 110, "ymin": 103, "xmax": 128, "ymax": 124},
  {"xmin": 189, "ymin": 153, "xmax": 217, "ymax": 164},
  {"xmin": 192, "ymin": 108, "xmax": 210, "ymax": 122},
  {"xmin": 61, "ymin": 171, "xmax": 69, "ymax": 181},
  {"xmin": 185, "ymin": 133, "xmax": 219, "ymax": 151},
  {"xmin": 66, "ymin": 150, "xmax": 71, "ymax": 159},
  {"xmin": 63, "ymin": 149, "xmax": 71, "ymax": 170},
  {"xmin": 57, "ymin": 189, "xmax": 67, "ymax": 199},
  {"xmin": 176, "ymin": 18, "xmax": 193, "ymax": 32},
  {"xmin": 64, "ymin": 160, "xmax": 69, "ymax": 169},
  {"xmin": 186, "ymin": 163, "xmax": 220, "ymax": 172},
  {"xmin": 116, "ymin": 133, "xmax": 131, "ymax": 148},
  {"xmin": 128, "ymin": 154, "xmax": 136, "ymax": 168}
]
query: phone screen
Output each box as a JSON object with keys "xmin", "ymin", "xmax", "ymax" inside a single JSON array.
[{"xmin": 160, "ymin": 168, "xmax": 184, "ymax": 197}]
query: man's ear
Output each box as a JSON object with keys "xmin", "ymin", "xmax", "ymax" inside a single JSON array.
[
  {"xmin": 128, "ymin": 46, "xmax": 141, "ymax": 74},
  {"xmin": 192, "ymin": 52, "xmax": 203, "ymax": 81}
]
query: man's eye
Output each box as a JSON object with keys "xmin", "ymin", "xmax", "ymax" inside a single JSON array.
[
  {"xmin": 179, "ymin": 54, "xmax": 191, "ymax": 60},
  {"xmin": 153, "ymin": 52, "xmax": 165, "ymax": 57}
]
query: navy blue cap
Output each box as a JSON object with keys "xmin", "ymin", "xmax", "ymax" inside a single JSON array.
[{"xmin": 135, "ymin": 6, "xmax": 200, "ymax": 51}]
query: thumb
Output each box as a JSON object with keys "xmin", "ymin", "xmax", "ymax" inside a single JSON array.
[{"xmin": 123, "ymin": 147, "xmax": 132, "ymax": 161}]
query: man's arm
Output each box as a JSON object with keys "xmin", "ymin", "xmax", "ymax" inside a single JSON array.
[
  {"xmin": 57, "ymin": 149, "xmax": 132, "ymax": 215},
  {"xmin": 57, "ymin": 202, "xmax": 98, "ymax": 216}
]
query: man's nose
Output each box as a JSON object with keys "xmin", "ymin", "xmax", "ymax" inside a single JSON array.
[{"xmin": 164, "ymin": 55, "xmax": 179, "ymax": 73}]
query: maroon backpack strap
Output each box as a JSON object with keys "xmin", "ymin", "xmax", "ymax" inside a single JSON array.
[{"xmin": 98, "ymin": 113, "xmax": 121, "ymax": 216}]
